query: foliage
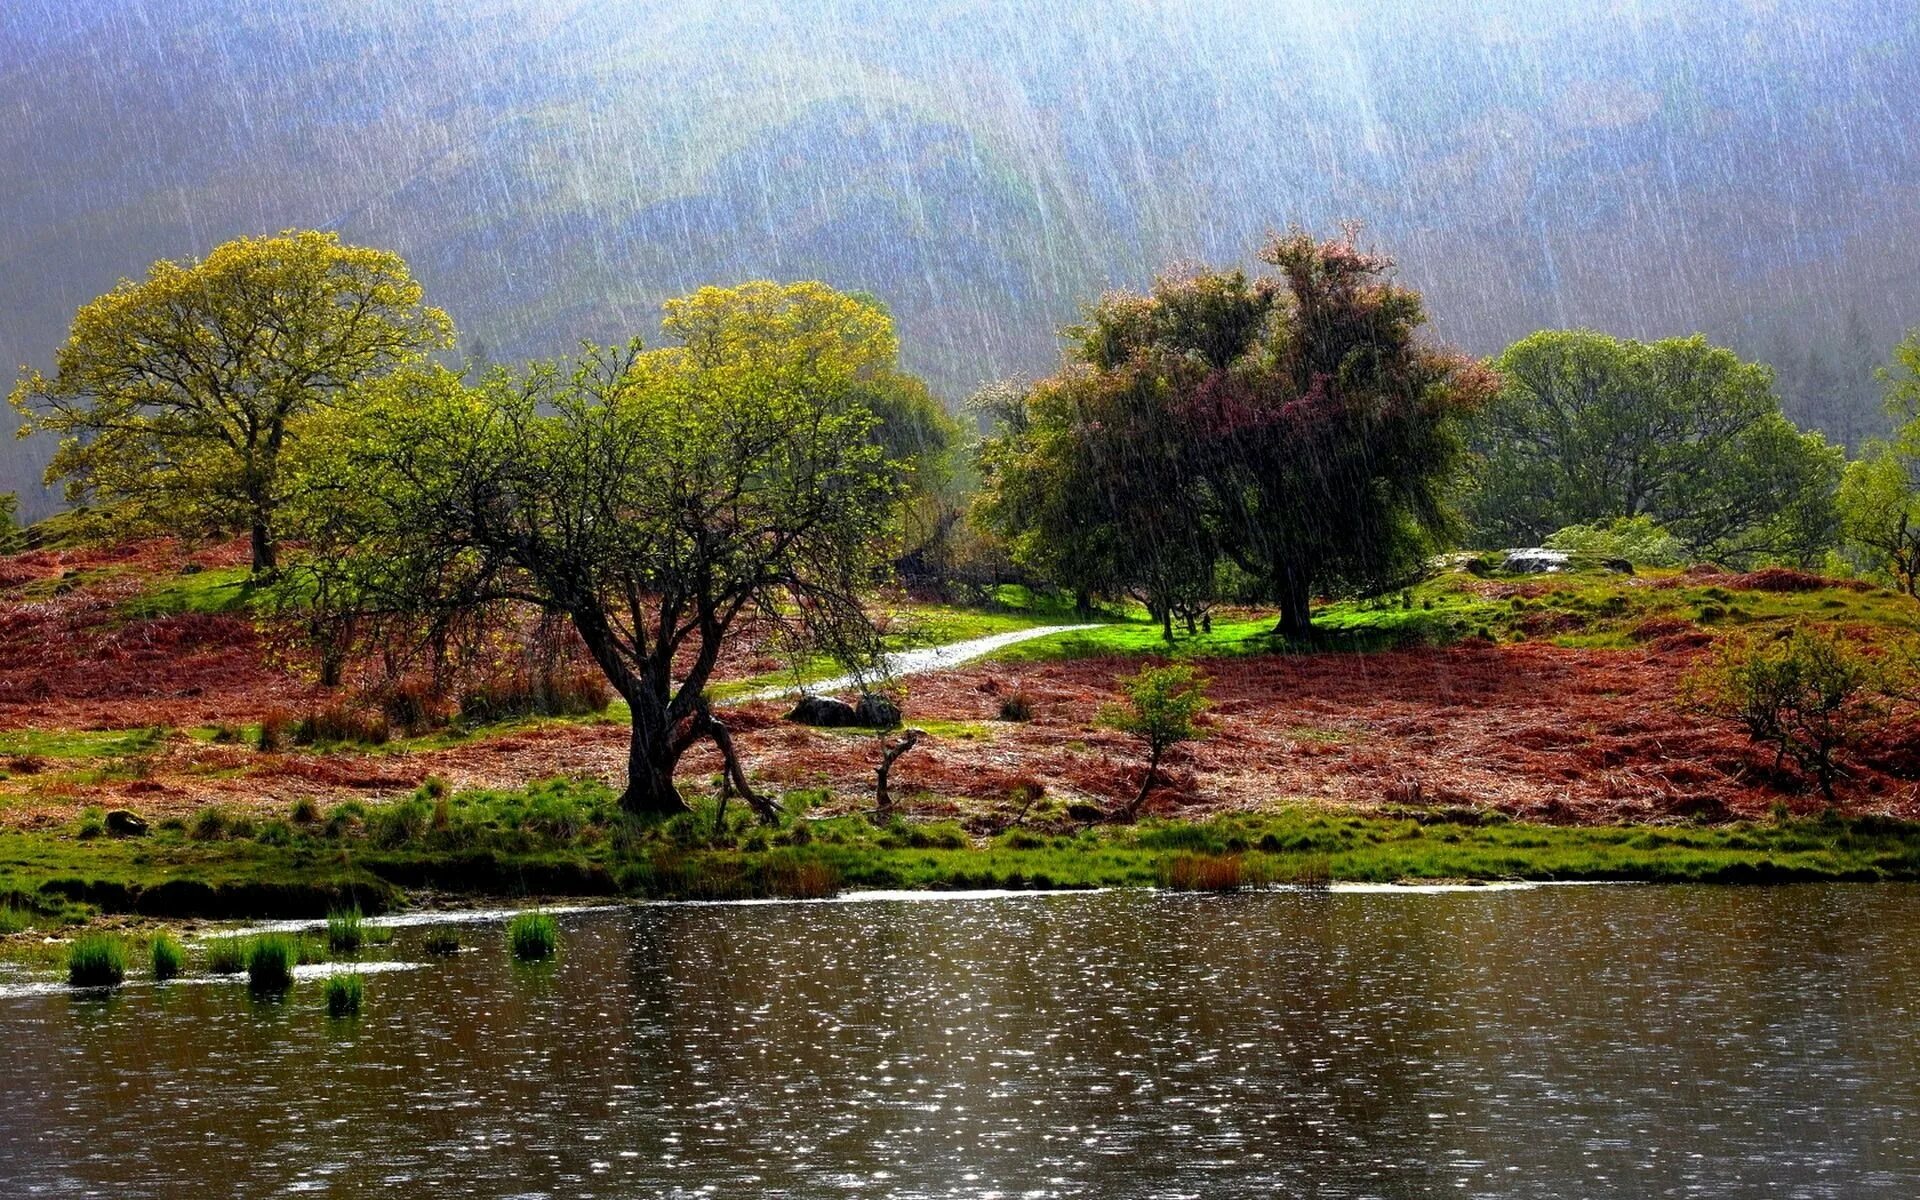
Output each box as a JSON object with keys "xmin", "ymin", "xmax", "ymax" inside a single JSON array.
[
  {"xmin": 324, "ymin": 973, "xmax": 364, "ymax": 1017},
  {"xmin": 1541, "ymin": 516, "xmax": 1684, "ymax": 567},
  {"xmin": 1683, "ymin": 625, "xmax": 1896, "ymax": 802},
  {"xmin": 0, "ymin": 491, "xmax": 17, "ymax": 551},
  {"xmin": 9, "ymin": 231, "xmax": 453, "ymax": 572},
  {"xmin": 286, "ymin": 281, "xmax": 906, "ymax": 815},
  {"xmin": 245, "ymin": 934, "xmax": 299, "ymax": 992},
  {"xmin": 66, "ymin": 933, "xmax": 127, "ymax": 987},
  {"xmin": 1837, "ymin": 442, "xmax": 1920, "ymax": 595},
  {"xmin": 149, "ymin": 932, "xmax": 185, "ymax": 980},
  {"xmin": 1100, "ymin": 664, "xmax": 1210, "ymax": 817},
  {"xmin": 1465, "ymin": 330, "xmax": 1842, "ymax": 565},
  {"xmin": 975, "ymin": 229, "xmax": 1496, "ymax": 636},
  {"xmin": 507, "ymin": 911, "xmax": 558, "ymax": 960}
]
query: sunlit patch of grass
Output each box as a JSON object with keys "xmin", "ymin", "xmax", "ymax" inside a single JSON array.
[
  {"xmin": 0, "ymin": 727, "xmax": 170, "ymax": 760},
  {"xmin": 120, "ymin": 565, "xmax": 255, "ymax": 618},
  {"xmin": 206, "ymin": 936, "xmax": 249, "ymax": 974},
  {"xmin": 507, "ymin": 911, "xmax": 558, "ymax": 960},
  {"xmin": 66, "ymin": 933, "xmax": 127, "ymax": 987}
]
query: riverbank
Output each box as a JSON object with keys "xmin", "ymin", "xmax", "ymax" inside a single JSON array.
[{"xmin": 6, "ymin": 793, "xmax": 1920, "ymax": 947}]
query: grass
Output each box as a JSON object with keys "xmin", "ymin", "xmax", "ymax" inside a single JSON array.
[
  {"xmin": 507, "ymin": 911, "xmax": 558, "ymax": 960},
  {"xmin": 66, "ymin": 932, "xmax": 127, "ymax": 987},
  {"xmin": 206, "ymin": 936, "xmax": 248, "ymax": 974},
  {"xmin": 150, "ymin": 932, "xmax": 184, "ymax": 980},
  {"xmin": 0, "ymin": 726, "xmax": 169, "ymax": 760},
  {"xmin": 324, "ymin": 973, "xmax": 364, "ymax": 1017},
  {"xmin": 121, "ymin": 565, "xmax": 255, "ymax": 619},
  {"xmin": 423, "ymin": 931, "xmax": 462, "ymax": 955},
  {"xmin": 245, "ymin": 934, "xmax": 299, "ymax": 992},
  {"xmin": 326, "ymin": 907, "xmax": 364, "ymax": 953}
]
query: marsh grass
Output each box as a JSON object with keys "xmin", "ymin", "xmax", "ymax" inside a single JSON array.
[
  {"xmin": 326, "ymin": 907, "xmax": 364, "ymax": 953},
  {"xmin": 149, "ymin": 932, "xmax": 184, "ymax": 980},
  {"xmin": 246, "ymin": 934, "xmax": 299, "ymax": 992},
  {"xmin": 324, "ymin": 973, "xmax": 364, "ymax": 1017},
  {"xmin": 66, "ymin": 933, "xmax": 127, "ymax": 987},
  {"xmin": 205, "ymin": 936, "xmax": 248, "ymax": 974},
  {"xmin": 1163, "ymin": 853, "xmax": 1251, "ymax": 892},
  {"xmin": 507, "ymin": 911, "xmax": 557, "ymax": 960},
  {"xmin": 423, "ymin": 931, "xmax": 461, "ymax": 955}
]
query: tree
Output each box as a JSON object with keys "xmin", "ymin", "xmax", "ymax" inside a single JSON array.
[
  {"xmin": 1837, "ymin": 444, "xmax": 1920, "ymax": 595},
  {"xmin": 979, "ymin": 229, "xmax": 1496, "ymax": 636},
  {"xmin": 0, "ymin": 491, "xmax": 17, "ymax": 551},
  {"xmin": 290, "ymin": 281, "xmax": 905, "ymax": 816},
  {"xmin": 1465, "ymin": 330, "xmax": 1842, "ymax": 565},
  {"xmin": 1100, "ymin": 664, "xmax": 1209, "ymax": 819},
  {"xmin": 9, "ymin": 230, "xmax": 453, "ymax": 573}
]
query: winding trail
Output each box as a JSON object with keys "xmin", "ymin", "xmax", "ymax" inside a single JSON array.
[{"xmin": 735, "ymin": 623, "xmax": 1100, "ymax": 702}]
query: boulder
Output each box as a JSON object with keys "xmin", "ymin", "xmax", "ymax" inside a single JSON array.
[
  {"xmin": 104, "ymin": 809, "xmax": 148, "ymax": 838},
  {"xmin": 785, "ymin": 696, "xmax": 861, "ymax": 727},
  {"xmin": 853, "ymin": 693, "xmax": 902, "ymax": 729},
  {"xmin": 1600, "ymin": 557, "xmax": 1636, "ymax": 575}
]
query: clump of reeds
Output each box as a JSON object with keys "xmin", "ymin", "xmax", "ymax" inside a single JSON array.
[
  {"xmin": 149, "ymin": 932, "xmax": 184, "ymax": 981},
  {"xmin": 246, "ymin": 934, "xmax": 299, "ymax": 992},
  {"xmin": 506, "ymin": 911, "xmax": 557, "ymax": 961},
  {"xmin": 206, "ymin": 935, "xmax": 249, "ymax": 974},
  {"xmin": 326, "ymin": 907, "xmax": 364, "ymax": 953},
  {"xmin": 1287, "ymin": 854, "xmax": 1333, "ymax": 889},
  {"xmin": 66, "ymin": 933, "xmax": 127, "ymax": 987},
  {"xmin": 423, "ymin": 931, "xmax": 462, "ymax": 955},
  {"xmin": 762, "ymin": 857, "xmax": 840, "ymax": 900},
  {"xmin": 324, "ymin": 973, "xmax": 364, "ymax": 1017},
  {"xmin": 1163, "ymin": 853, "xmax": 1247, "ymax": 893}
]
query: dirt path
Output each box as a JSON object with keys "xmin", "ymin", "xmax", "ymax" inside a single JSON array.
[{"xmin": 734, "ymin": 623, "xmax": 1100, "ymax": 701}]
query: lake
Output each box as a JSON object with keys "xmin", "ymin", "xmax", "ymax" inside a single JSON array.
[{"xmin": 2, "ymin": 885, "xmax": 1916, "ymax": 1198}]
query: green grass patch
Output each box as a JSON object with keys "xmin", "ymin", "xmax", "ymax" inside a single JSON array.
[
  {"xmin": 326, "ymin": 907, "xmax": 364, "ymax": 953},
  {"xmin": 66, "ymin": 933, "xmax": 127, "ymax": 987},
  {"xmin": 324, "ymin": 972, "xmax": 364, "ymax": 1017},
  {"xmin": 149, "ymin": 931, "xmax": 184, "ymax": 980},
  {"xmin": 507, "ymin": 911, "xmax": 558, "ymax": 960},
  {"xmin": 245, "ymin": 934, "xmax": 299, "ymax": 992},
  {"xmin": 0, "ymin": 727, "xmax": 169, "ymax": 760},
  {"xmin": 121, "ymin": 566, "xmax": 255, "ymax": 619}
]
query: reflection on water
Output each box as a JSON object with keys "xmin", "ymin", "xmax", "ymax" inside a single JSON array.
[{"xmin": 2, "ymin": 886, "xmax": 1916, "ymax": 1198}]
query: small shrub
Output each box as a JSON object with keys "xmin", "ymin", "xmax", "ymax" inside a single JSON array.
[
  {"xmin": 459, "ymin": 667, "xmax": 613, "ymax": 725},
  {"xmin": 206, "ymin": 936, "xmax": 249, "ymax": 974},
  {"xmin": 998, "ymin": 690, "xmax": 1035, "ymax": 721},
  {"xmin": 324, "ymin": 973, "xmax": 364, "ymax": 1017},
  {"xmin": 66, "ymin": 933, "xmax": 128, "ymax": 987},
  {"xmin": 1683, "ymin": 624, "xmax": 1894, "ymax": 802},
  {"xmin": 378, "ymin": 679, "xmax": 449, "ymax": 736},
  {"xmin": 1100, "ymin": 665, "xmax": 1210, "ymax": 819},
  {"xmin": 257, "ymin": 709, "xmax": 295, "ymax": 752},
  {"xmin": 76, "ymin": 809, "xmax": 105, "ymax": 840},
  {"xmin": 255, "ymin": 820, "xmax": 294, "ymax": 846},
  {"xmin": 288, "ymin": 797, "xmax": 321, "ymax": 825},
  {"xmin": 326, "ymin": 907, "xmax": 365, "ymax": 953},
  {"xmin": 420, "ymin": 775, "xmax": 450, "ymax": 801},
  {"xmin": 189, "ymin": 807, "xmax": 228, "ymax": 841},
  {"xmin": 370, "ymin": 799, "xmax": 432, "ymax": 848},
  {"xmin": 150, "ymin": 932, "xmax": 185, "ymax": 981},
  {"xmin": 246, "ymin": 934, "xmax": 299, "ymax": 992},
  {"xmin": 323, "ymin": 801, "xmax": 367, "ymax": 838},
  {"xmin": 295, "ymin": 704, "xmax": 390, "ymax": 747},
  {"xmin": 507, "ymin": 911, "xmax": 558, "ymax": 960}
]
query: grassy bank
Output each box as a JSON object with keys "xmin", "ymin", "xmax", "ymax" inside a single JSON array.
[{"xmin": 5, "ymin": 777, "xmax": 1920, "ymax": 937}]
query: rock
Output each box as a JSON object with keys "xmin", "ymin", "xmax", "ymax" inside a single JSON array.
[
  {"xmin": 1499, "ymin": 548, "xmax": 1570, "ymax": 574},
  {"xmin": 1600, "ymin": 557, "xmax": 1636, "ymax": 575},
  {"xmin": 104, "ymin": 809, "xmax": 148, "ymax": 838},
  {"xmin": 853, "ymin": 693, "xmax": 902, "ymax": 729},
  {"xmin": 785, "ymin": 696, "xmax": 861, "ymax": 727},
  {"xmin": 1065, "ymin": 802, "xmax": 1107, "ymax": 823}
]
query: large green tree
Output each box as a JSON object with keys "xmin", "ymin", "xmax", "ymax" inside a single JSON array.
[
  {"xmin": 9, "ymin": 230, "xmax": 453, "ymax": 573},
  {"xmin": 1465, "ymin": 330, "xmax": 1841, "ymax": 565},
  {"xmin": 977, "ymin": 229, "xmax": 1495, "ymax": 635},
  {"xmin": 291, "ymin": 281, "xmax": 904, "ymax": 816}
]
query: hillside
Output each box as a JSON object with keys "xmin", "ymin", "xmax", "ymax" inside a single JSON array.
[{"xmin": 6, "ymin": 0, "xmax": 1919, "ymax": 515}]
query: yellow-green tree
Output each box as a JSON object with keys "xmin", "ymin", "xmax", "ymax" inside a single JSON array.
[
  {"xmin": 9, "ymin": 230, "xmax": 453, "ymax": 573},
  {"xmin": 290, "ymin": 281, "xmax": 904, "ymax": 817}
]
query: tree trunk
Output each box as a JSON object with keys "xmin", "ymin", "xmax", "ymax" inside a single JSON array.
[
  {"xmin": 1126, "ymin": 745, "xmax": 1163, "ymax": 820},
  {"xmin": 250, "ymin": 521, "xmax": 277, "ymax": 577},
  {"xmin": 1274, "ymin": 573, "xmax": 1313, "ymax": 638},
  {"xmin": 1075, "ymin": 588, "xmax": 1093, "ymax": 617},
  {"xmin": 620, "ymin": 719, "xmax": 688, "ymax": 816},
  {"xmin": 699, "ymin": 708, "xmax": 782, "ymax": 824}
]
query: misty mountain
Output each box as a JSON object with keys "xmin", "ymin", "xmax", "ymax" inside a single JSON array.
[{"xmin": 4, "ymin": 0, "xmax": 1917, "ymax": 518}]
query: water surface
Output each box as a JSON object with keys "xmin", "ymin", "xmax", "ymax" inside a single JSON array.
[{"xmin": 2, "ymin": 885, "xmax": 1915, "ymax": 1198}]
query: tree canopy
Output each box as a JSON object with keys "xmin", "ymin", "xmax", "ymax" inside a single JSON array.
[
  {"xmin": 1464, "ymin": 330, "xmax": 1841, "ymax": 565},
  {"xmin": 288, "ymin": 281, "xmax": 907, "ymax": 815},
  {"xmin": 9, "ymin": 230, "xmax": 453, "ymax": 573},
  {"xmin": 976, "ymin": 229, "xmax": 1496, "ymax": 634}
]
